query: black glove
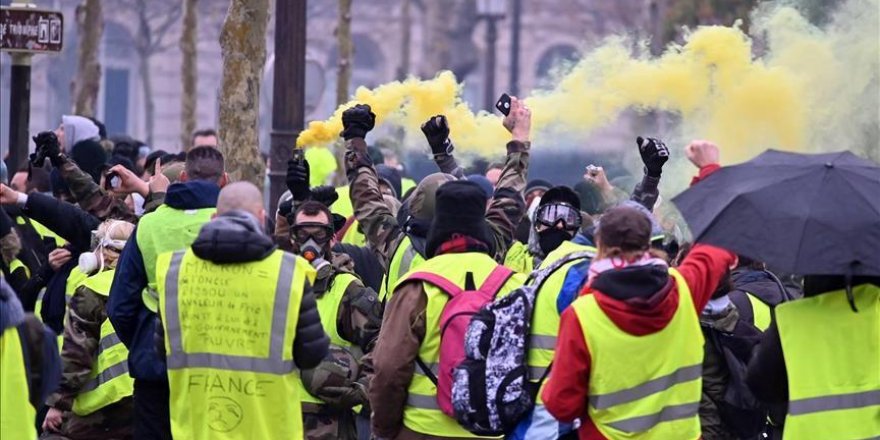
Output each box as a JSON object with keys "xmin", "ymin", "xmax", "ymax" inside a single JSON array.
[
  {"xmin": 340, "ymin": 104, "xmax": 376, "ymax": 140},
  {"xmin": 286, "ymin": 158, "xmax": 311, "ymax": 201},
  {"xmin": 310, "ymin": 185, "xmax": 339, "ymax": 208},
  {"xmin": 637, "ymin": 136, "xmax": 669, "ymax": 178},
  {"xmin": 421, "ymin": 115, "xmax": 453, "ymax": 156},
  {"xmin": 30, "ymin": 131, "xmax": 62, "ymax": 167}
]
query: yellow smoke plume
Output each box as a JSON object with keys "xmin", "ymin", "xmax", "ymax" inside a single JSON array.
[{"xmin": 298, "ymin": 0, "xmax": 879, "ymax": 164}]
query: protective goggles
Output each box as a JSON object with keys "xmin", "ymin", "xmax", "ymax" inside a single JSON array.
[
  {"xmin": 291, "ymin": 222, "xmax": 334, "ymax": 244},
  {"xmin": 535, "ymin": 203, "xmax": 582, "ymax": 231}
]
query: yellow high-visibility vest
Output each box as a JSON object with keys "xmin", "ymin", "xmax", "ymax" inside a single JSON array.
[
  {"xmin": 746, "ymin": 292, "xmax": 772, "ymax": 331},
  {"xmin": 776, "ymin": 285, "xmax": 880, "ymax": 440},
  {"xmin": 379, "ymin": 235, "xmax": 425, "ymax": 302},
  {"xmin": 0, "ymin": 325, "xmax": 37, "ymax": 439},
  {"xmin": 396, "ymin": 252, "xmax": 526, "ymax": 438},
  {"xmin": 299, "ymin": 272, "xmax": 358, "ymax": 406},
  {"xmin": 70, "ymin": 269, "xmax": 134, "ymax": 416},
  {"xmin": 137, "ymin": 204, "xmax": 215, "ymax": 312},
  {"xmin": 157, "ymin": 249, "xmax": 315, "ymax": 440},
  {"xmin": 503, "ymin": 241, "xmax": 534, "ymax": 275},
  {"xmin": 528, "ymin": 240, "xmax": 595, "ymax": 404},
  {"xmin": 571, "ymin": 268, "xmax": 703, "ymax": 439}
]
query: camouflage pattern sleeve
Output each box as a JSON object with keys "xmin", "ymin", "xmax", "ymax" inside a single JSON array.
[
  {"xmin": 142, "ymin": 191, "xmax": 166, "ymax": 214},
  {"xmin": 59, "ymin": 157, "xmax": 137, "ymax": 222},
  {"xmin": 485, "ymin": 140, "xmax": 530, "ymax": 263},
  {"xmin": 336, "ymin": 278, "xmax": 382, "ymax": 354},
  {"xmin": 59, "ymin": 158, "xmax": 103, "ymax": 207},
  {"xmin": 631, "ymin": 174, "xmax": 661, "ymax": 212},
  {"xmin": 344, "ymin": 138, "xmax": 400, "ymax": 269},
  {"xmin": 45, "ymin": 286, "xmax": 106, "ymax": 411}
]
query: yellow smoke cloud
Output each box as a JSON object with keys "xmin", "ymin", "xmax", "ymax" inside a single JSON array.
[{"xmin": 299, "ymin": 0, "xmax": 879, "ymax": 164}]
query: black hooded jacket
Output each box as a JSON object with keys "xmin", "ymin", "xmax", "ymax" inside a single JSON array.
[
  {"xmin": 156, "ymin": 210, "xmax": 329, "ymax": 370},
  {"xmin": 746, "ymin": 276, "xmax": 880, "ymax": 405}
]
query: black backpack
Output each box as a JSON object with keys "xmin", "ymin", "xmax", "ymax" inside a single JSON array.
[
  {"xmin": 706, "ymin": 270, "xmax": 793, "ymax": 438},
  {"xmin": 451, "ymin": 251, "xmax": 594, "ymax": 436}
]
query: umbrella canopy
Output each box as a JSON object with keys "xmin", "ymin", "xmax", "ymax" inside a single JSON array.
[{"xmin": 673, "ymin": 150, "xmax": 880, "ymax": 276}]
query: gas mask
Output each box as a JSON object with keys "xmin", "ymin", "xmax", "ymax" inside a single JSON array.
[
  {"xmin": 291, "ymin": 222, "xmax": 333, "ymax": 264},
  {"xmin": 79, "ymin": 221, "xmax": 128, "ymax": 274}
]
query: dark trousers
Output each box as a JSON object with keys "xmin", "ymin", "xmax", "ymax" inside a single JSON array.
[{"xmin": 133, "ymin": 379, "xmax": 171, "ymax": 440}]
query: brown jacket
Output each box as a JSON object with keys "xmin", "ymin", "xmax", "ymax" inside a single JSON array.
[
  {"xmin": 367, "ymin": 273, "xmax": 485, "ymax": 440},
  {"xmin": 345, "ymin": 137, "xmax": 530, "ymax": 273}
]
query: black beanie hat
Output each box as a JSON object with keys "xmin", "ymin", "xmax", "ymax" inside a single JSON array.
[
  {"xmin": 425, "ymin": 180, "xmax": 495, "ymax": 258},
  {"xmin": 540, "ymin": 185, "xmax": 581, "ymax": 211},
  {"xmin": 71, "ymin": 140, "xmax": 108, "ymax": 184}
]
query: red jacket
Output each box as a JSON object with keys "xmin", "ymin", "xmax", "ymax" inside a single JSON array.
[{"xmin": 541, "ymin": 164, "xmax": 734, "ymax": 440}]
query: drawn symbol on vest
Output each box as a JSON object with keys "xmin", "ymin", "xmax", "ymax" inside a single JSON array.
[{"xmin": 208, "ymin": 396, "xmax": 243, "ymax": 432}]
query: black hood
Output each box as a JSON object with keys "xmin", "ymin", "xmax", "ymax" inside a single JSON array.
[
  {"xmin": 592, "ymin": 264, "xmax": 671, "ymax": 301},
  {"xmin": 730, "ymin": 268, "xmax": 789, "ymax": 306},
  {"xmin": 192, "ymin": 210, "xmax": 276, "ymax": 264}
]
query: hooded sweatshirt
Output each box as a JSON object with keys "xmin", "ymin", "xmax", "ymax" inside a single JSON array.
[
  {"xmin": 156, "ymin": 210, "xmax": 329, "ymax": 370},
  {"xmin": 107, "ymin": 180, "xmax": 220, "ymax": 381},
  {"xmin": 541, "ymin": 244, "xmax": 735, "ymax": 439},
  {"xmin": 61, "ymin": 115, "xmax": 100, "ymax": 152}
]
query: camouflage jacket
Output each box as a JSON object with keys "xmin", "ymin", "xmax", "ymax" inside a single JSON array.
[
  {"xmin": 301, "ymin": 252, "xmax": 381, "ymax": 415},
  {"xmin": 45, "ymin": 282, "xmax": 107, "ymax": 411},
  {"xmin": 315, "ymin": 252, "xmax": 382, "ymax": 354},
  {"xmin": 58, "ymin": 158, "xmax": 137, "ymax": 223},
  {"xmin": 345, "ymin": 137, "xmax": 529, "ymax": 272}
]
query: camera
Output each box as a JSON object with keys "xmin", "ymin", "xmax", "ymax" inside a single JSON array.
[{"xmin": 29, "ymin": 131, "xmax": 60, "ymax": 167}]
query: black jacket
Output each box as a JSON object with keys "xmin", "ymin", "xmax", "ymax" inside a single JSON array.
[
  {"xmin": 156, "ymin": 210, "xmax": 329, "ymax": 370},
  {"xmin": 22, "ymin": 192, "xmax": 100, "ymax": 253},
  {"xmin": 746, "ymin": 276, "xmax": 880, "ymax": 404}
]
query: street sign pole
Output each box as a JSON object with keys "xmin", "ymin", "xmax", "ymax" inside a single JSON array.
[
  {"xmin": 7, "ymin": 52, "xmax": 31, "ymax": 171},
  {"xmin": 1, "ymin": 4, "xmax": 64, "ymax": 172}
]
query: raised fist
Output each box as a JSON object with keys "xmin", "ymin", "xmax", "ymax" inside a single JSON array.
[
  {"xmin": 286, "ymin": 158, "xmax": 311, "ymax": 201},
  {"xmin": 421, "ymin": 115, "xmax": 452, "ymax": 156},
  {"xmin": 637, "ymin": 136, "xmax": 670, "ymax": 177},
  {"xmin": 685, "ymin": 140, "xmax": 720, "ymax": 169},
  {"xmin": 340, "ymin": 104, "xmax": 376, "ymax": 140}
]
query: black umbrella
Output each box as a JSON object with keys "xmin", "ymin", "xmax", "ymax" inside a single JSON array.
[{"xmin": 672, "ymin": 150, "xmax": 880, "ymax": 277}]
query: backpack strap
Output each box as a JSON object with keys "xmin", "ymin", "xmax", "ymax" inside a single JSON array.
[
  {"xmin": 405, "ymin": 272, "xmax": 463, "ymax": 297},
  {"xmin": 478, "ymin": 266, "xmax": 515, "ymax": 297}
]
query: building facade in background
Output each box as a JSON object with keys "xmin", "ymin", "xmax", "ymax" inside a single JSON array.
[{"xmin": 0, "ymin": 0, "xmax": 652, "ymax": 154}]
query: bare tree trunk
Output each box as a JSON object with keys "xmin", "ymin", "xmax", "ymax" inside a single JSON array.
[
  {"xmin": 135, "ymin": 0, "xmax": 155, "ymax": 146},
  {"xmin": 421, "ymin": 0, "xmax": 448, "ymax": 76},
  {"xmin": 180, "ymin": 0, "xmax": 199, "ymax": 149},
  {"xmin": 139, "ymin": 54, "xmax": 156, "ymax": 146},
  {"xmin": 72, "ymin": 0, "xmax": 103, "ymax": 117},
  {"xmin": 396, "ymin": 0, "xmax": 411, "ymax": 81},
  {"xmin": 218, "ymin": 0, "xmax": 269, "ymax": 186},
  {"xmin": 335, "ymin": 0, "xmax": 353, "ymax": 106}
]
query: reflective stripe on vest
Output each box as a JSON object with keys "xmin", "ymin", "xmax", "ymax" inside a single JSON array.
[
  {"xmin": 72, "ymin": 269, "xmax": 134, "ymax": 416},
  {"xmin": 299, "ymin": 272, "xmax": 358, "ymax": 405},
  {"xmin": 528, "ymin": 241, "xmax": 595, "ymax": 404},
  {"xmin": 157, "ymin": 249, "xmax": 313, "ymax": 440},
  {"xmin": 746, "ymin": 292, "xmax": 772, "ymax": 332},
  {"xmin": 399, "ymin": 253, "xmax": 526, "ymax": 438},
  {"xmin": 573, "ymin": 268, "xmax": 702, "ymax": 438},
  {"xmin": 9, "ymin": 258, "xmax": 29, "ymax": 278},
  {"xmin": 163, "ymin": 251, "xmax": 298, "ymax": 374},
  {"xmin": 0, "ymin": 326, "xmax": 37, "ymax": 440},
  {"xmin": 380, "ymin": 236, "xmax": 424, "ymax": 302},
  {"xmin": 776, "ymin": 286, "xmax": 880, "ymax": 440},
  {"xmin": 137, "ymin": 205, "xmax": 216, "ymax": 312}
]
